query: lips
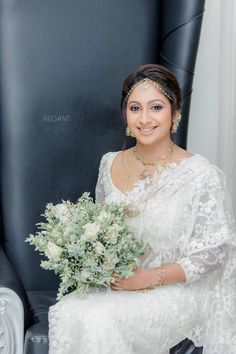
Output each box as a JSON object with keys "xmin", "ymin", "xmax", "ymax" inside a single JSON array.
[{"xmin": 137, "ymin": 126, "xmax": 157, "ymax": 136}]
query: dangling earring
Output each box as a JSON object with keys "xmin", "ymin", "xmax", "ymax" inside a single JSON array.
[
  {"xmin": 126, "ymin": 126, "xmax": 134, "ymax": 137},
  {"xmin": 171, "ymin": 115, "xmax": 181, "ymax": 133}
]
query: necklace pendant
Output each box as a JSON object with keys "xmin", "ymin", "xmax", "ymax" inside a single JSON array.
[
  {"xmin": 139, "ymin": 169, "xmax": 152, "ymax": 180},
  {"xmin": 124, "ymin": 204, "xmax": 140, "ymax": 218}
]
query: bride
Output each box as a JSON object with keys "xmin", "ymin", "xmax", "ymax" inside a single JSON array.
[{"xmin": 48, "ymin": 64, "xmax": 236, "ymax": 354}]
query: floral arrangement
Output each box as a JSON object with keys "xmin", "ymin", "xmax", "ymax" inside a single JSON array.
[{"xmin": 26, "ymin": 193, "xmax": 151, "ymax": 299}]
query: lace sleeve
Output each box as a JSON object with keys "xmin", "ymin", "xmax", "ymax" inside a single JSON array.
[
  {"xmin": 176, "ymin": 166, "xmax": 236, "ymax": 284},
  {"xmin": 95, "ymin": 154, "xmax": 107, "ymax": 203}
]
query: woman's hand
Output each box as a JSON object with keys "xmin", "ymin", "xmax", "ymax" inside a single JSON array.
[{"xmin": 110, "ymin": 267, "xmax": 156, "ymax": 291}]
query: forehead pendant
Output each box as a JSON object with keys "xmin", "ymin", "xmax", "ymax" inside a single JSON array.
[
  {"xmin": 138, "ymin": 78, "xmax": 150, "ymax": 90},
  {"xmin": 124, "ymin": 78, "xmax": 173, "ymax": 102}
]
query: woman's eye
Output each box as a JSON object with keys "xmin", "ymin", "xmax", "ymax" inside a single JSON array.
[
  {"xmin": 151, "ymin": 105, "xmax": 162, "ymax": 111},
  {"xmin": 130, "ymin": 106, "xmax": 140, "ymax": 112}
]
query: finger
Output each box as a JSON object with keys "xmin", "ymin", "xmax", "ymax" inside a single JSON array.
[
  {"xmin": 112, "ymin": 273, "xmax": 123, "ymax": 280},
  {"xmin": 110, "ymin": 284, "xmax": 123, "ymax": 291},
  {"xmin": 110, "ymin": 281, "xmax": 121, "ymax": 287},
  {"xmin": 111, "ymin": 276, "xmax": 122, "ymax": 283}
]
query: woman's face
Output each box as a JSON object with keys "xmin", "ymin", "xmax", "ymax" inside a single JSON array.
[{"xmin": 126, "ymin": 82, "xmax": 176, "ymax": 146}]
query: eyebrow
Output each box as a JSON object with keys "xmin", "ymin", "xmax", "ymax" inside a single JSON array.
[{"xmin": 128, "ymin": 99, "xmax": 166, "ymax": 105}]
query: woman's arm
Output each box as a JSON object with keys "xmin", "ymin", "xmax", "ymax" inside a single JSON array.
[{"xmin": 110, "ymin": 263, "xmax": 186, "ymax": 291}]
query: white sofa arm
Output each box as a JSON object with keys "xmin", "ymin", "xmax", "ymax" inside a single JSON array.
[{"xmin": 0, "ymin": 287, "xmax": 24, "ymax": 354}]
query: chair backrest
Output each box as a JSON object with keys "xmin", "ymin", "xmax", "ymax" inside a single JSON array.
[{"xmin": 0, "ymin": 0, "xmax": 205, "ymax": 291}]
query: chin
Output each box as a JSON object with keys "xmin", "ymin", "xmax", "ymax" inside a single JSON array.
[
  {"xmin": 135, "ymin": 136, "xmax": 162, "ymax": 145},
  {"xmin": 135, "ymin": 140, "xmax": 158, "ymax": 147}
]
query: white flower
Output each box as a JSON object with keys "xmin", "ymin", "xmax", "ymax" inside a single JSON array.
[
  {"xmin": 207, "ymin": 200, "xmax": 215, "ymax": 208},
  {"xmin": 220, "ymin": 227, "xmax": 228, "ymax": 236},
  {"xmin": 54, "ymin": 204, "xmax": 71, "ymax": 223},
  {"xmin": 97, "ymin": 210, "xmax": 110, "ymax": 222},
  {"xmin": 204, "ymin": 206, "xmax": 212, "ymax": 214},
  {"xmin": 108, "ymin": 223, "xmax": 120, "ymax": 233},
  {"xmin": 80, "ymin": 269, "xmax": 91, "ymax": 282},
  {"xmin": 83, "ymin": 223, "xmax": 100, "ymax": 239},
  {"xmin": 104, "ymin": 252, "xmax": 119, "ymax": 268},
  {"xmin": 45, "ymin": 241, "xmax": 63, "ymax": 260},
  {"xmin": 94, "ymin": 241, "xmax": 105, "ymax": 255}
]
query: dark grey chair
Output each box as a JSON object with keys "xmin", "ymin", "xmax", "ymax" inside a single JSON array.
[{"xmin": 0, "ymin": 1, "xmax": 205, "ymax": 353}]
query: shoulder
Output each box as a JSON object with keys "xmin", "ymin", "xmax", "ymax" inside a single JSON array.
[
  {"xmin": 98, "ymin": 151, "xmax": 121, "ymax": 170},
  {"xmin": 193, "ymin": 153, "xmax": 224, "ymax": 175},
  {"xmin": 172, "ymin": 146, "xmax": 193, "ymax": 163},
  {"xmin": 189, "ymin": 153, "xmax": 227, "ymax": 188}
]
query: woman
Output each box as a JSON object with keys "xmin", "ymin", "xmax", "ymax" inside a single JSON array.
[{"xmin": 49, "ymin": 64, "xmax": 236, "ymax": 354}]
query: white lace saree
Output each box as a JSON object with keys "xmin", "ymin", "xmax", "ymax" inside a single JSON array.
[{"xmin": 49, "ymin": 152, "xmax": 236, "ymax": 354}]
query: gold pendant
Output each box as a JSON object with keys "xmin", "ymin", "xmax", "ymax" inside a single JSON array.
[
  {"xmin": 123, "ymin": 204, "xmax": 140, "ymax": 218},
  {"xmin": 139, "ymin": 168, "xmax": 152, "ymax": 180}
]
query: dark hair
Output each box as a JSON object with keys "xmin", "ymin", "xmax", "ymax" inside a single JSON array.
[{"xmin": 121, "ymin": 64, "xmax": 182, "ymax": 120}]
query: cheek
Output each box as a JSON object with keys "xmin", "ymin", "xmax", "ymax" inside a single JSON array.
[
  {"xmin": 161, "ymin": 110, "xmax": 173, "ymax": 124},
  {"xmin": 126, "ymin": 111, "xmax": 136, "ymax": 125}
]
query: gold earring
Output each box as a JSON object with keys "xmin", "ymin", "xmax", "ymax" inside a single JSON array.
[
  {"xmin": 125, "ymin": 126, "xmax": 134, "ymax": 137},
  {"xmin": 171, "ymin": 115, "xmax": 181, "ymax": 133}
]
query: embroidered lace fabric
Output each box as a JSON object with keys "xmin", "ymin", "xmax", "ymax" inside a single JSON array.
[{"xmin": 48, "ymin": 151, "xmax": 236, "ymax": 354}]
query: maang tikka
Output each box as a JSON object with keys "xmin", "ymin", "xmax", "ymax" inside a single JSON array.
[{"xmin": 124, "ymin": 78, "xmax": 173, "ymax": 103}]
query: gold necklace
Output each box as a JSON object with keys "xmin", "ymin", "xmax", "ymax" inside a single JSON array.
[{"xmin": 133, "ymin": 142, "xmax": 175, "ymax": 180}]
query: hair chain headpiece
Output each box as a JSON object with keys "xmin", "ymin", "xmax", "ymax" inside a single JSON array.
[{"xmin": 124, "ymin": 78, "xmax": 173, "ymax": 103}]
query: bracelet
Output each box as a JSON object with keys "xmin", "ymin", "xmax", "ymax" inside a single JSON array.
[
  {"xmin": 154, "ymin": 266, "xmax": 168, "ymax": 286},
  {"xmin": 137, "ymin": 288, "xmax": 152, "ymax": 293}
]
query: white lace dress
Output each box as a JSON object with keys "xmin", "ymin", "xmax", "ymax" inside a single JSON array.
[{"xmin": 48, "ymin": 152, "xmax": 236, "ymax": 354}]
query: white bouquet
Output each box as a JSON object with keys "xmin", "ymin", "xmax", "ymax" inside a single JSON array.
[{"xmin": 26, "ymin": 193, "xmax": 151, "ymax": 299}]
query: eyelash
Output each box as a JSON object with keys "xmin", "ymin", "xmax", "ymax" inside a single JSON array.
[{"xmin": 130, "ymin": 105, "xmax": 162, "ymax": 112}]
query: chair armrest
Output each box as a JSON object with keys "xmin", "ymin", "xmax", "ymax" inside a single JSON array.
[
  {"xmin": 0, "ymin": 248, "xmax": 33, "ymax": 354},
  {"xmin": 0, "ymin": 287, "xmax": 24, "ymax": 354},
  {"xmin": 0, "ymin": 248, "xmax": 31, "ymax": 327}
]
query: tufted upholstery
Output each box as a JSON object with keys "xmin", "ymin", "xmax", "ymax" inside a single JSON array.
[{"xmin": 0, "ymin": 1, "xmax": 205, "ymax": 353}]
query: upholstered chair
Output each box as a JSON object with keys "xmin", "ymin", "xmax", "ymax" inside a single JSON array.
[{"xmin": 0, "ymin": 1, "xmax": 205, "ymax": 353}]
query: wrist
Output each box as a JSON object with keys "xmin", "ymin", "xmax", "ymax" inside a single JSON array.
[
  {"xmin": 148, "ymin": 266, "xmax": 168, "ymax": 287},
  {"xmin": 147, "ymin": 268, "xmax": 162, "ymax": 287}
]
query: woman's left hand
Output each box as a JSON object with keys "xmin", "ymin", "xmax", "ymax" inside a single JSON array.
[{"xmin": 110, "ymin": 267, "xmax": 155, "ymax": 291}]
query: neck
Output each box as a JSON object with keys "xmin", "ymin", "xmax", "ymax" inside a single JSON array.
[{"xmin": 135, "ymin": 138, "xmax": 174, "ymax": 160}]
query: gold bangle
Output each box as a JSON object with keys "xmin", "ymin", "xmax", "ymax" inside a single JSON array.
[
  {"xmin": 137, "ymin": 288, "xmax": 152, "ymax": 293},
  {"xmin": 154, "ymin": 266, "xmax": 168, "ymax": 286}
]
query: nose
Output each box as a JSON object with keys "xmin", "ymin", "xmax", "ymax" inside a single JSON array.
[{"xmin": 139, "ymin": 109, "xmax": 152, "ymax": 125}]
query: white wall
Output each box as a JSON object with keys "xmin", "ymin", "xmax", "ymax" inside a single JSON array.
[
  {"xmin": 188, "ymin": 0, "xmax": 236, "ymax": 216},
  {"xmin": 188, "ymin": 0, "xmax": 221, "ymax": 164}
]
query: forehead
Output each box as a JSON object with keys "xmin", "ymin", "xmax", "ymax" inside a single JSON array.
[{"xmin": 127, "ymin": 83, "xmax": 169, "ymax": 104}]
